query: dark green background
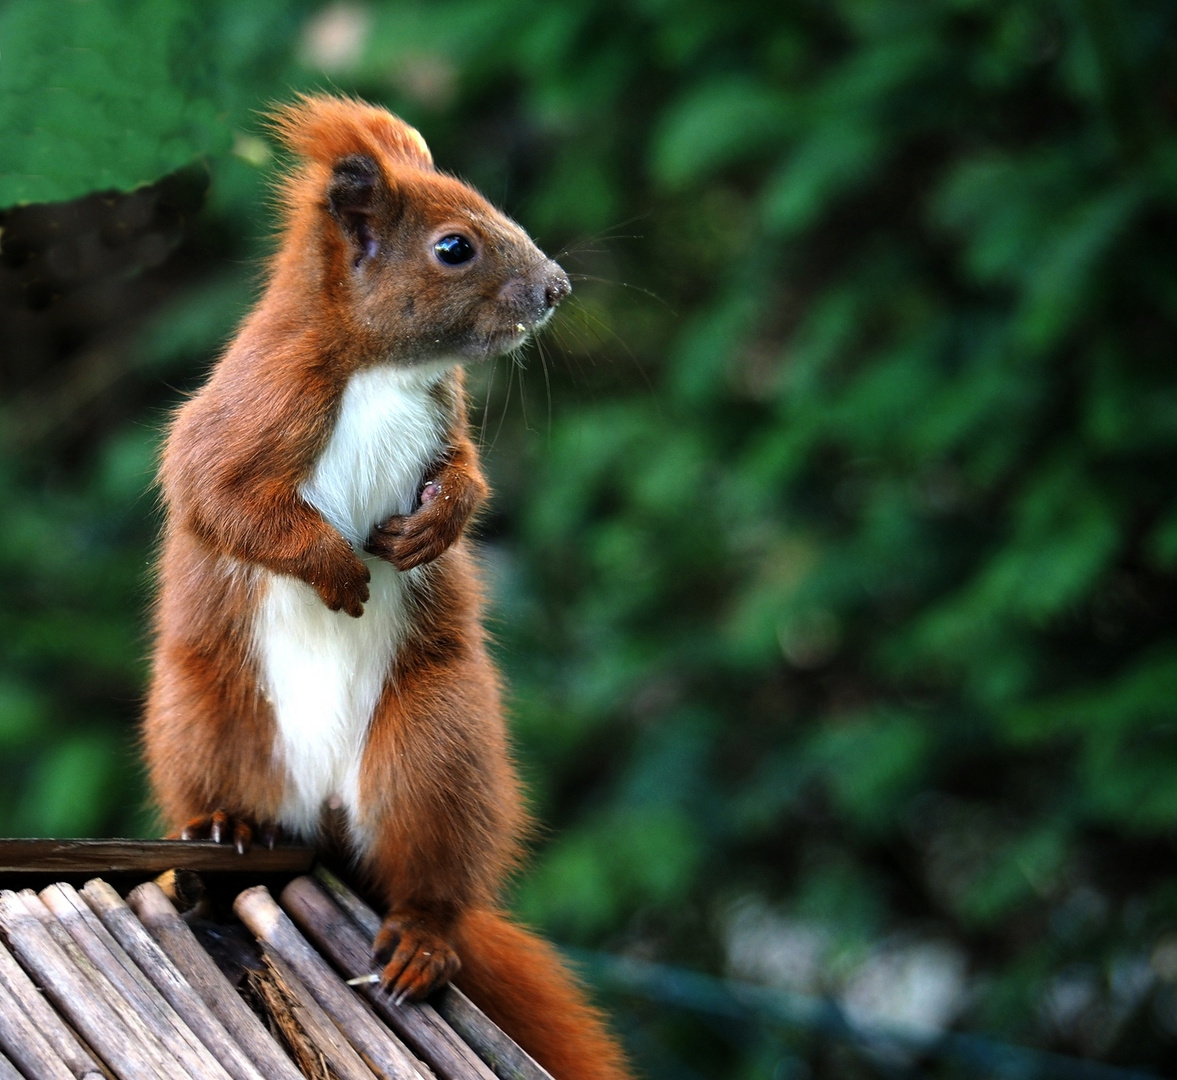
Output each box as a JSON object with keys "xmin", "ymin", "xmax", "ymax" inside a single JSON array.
[{"xmin": 3, "ymin": 1, "xmax": 1177, "ymax": 1076}]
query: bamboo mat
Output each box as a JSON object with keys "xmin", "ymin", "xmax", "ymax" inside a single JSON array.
[{"xmin": 0, "ymin": 859, "xmax": 551, "ymax": 1080}]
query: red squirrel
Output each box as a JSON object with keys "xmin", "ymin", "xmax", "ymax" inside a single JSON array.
[{"xmin": 143, "ymin": 95, "xmax": 632, "ymax": 1080}]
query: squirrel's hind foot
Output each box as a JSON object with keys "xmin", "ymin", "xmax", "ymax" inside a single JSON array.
[
  {"xmin": 177, "ymin": 812, "xmax": 282, "ymax": 855},
  {"xmin": 373, "ymin": 915, "xmax": 461, "ymax": 1003}
]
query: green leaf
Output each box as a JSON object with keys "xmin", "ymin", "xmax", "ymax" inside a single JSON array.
[
  {"xmin": 806, "ymin": 710, "xmax": 931, "ymax": 829},
  {"xmin": 0, "ymin": 0, "xmax": 232, "ymax": 207},
  {"xmin": 761, "ymin": 121, "xmax": 881, "ymax": 234},
  {"xmin": 958, "ymin": 823, "xmax": 1069, "ymax": 926},
  {"xmin": 651, "ymin": 79, "xmax": 792, "ymax": 189}
]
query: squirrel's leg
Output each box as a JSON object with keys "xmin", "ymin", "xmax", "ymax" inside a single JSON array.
[
  {"xmin": 145, "ymin": 536, "xmax": 285, "ymax": 845},
  {"xmin": 354, "ymin": 626, "xmax": 522, "ymax": 1001}
]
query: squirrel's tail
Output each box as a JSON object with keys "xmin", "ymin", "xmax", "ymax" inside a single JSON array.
[{"xmin": 454, "ymin": 908, "xmax": 633, "ymax": 1080}]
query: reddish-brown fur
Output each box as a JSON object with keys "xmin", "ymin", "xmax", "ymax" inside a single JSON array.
[{"xmin": 143, "ymin": 95, "xmax": 632, "ymax": 1080}]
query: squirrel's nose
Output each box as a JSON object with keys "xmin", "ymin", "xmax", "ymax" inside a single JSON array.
[
  {"xmin": 544, "ymin": 264, "xmax": 571, "ymax": 309},
  {"xmin": 500, "ymin": 262, "xmax": 571, "ymax": 318}
]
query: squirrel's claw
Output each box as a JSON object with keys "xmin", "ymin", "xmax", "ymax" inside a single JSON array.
[
  {"xmin": 373, "ymin": 917, "xmax": 461, "ymax": 1002},
  {"xmin": 177, "ymin": 812, "xmax": 282, "ymax": 855}
]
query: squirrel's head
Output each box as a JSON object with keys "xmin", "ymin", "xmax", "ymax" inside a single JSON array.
[{"xmin": 268, "ymin": 94, "xmax": 570, "ymax": 366}]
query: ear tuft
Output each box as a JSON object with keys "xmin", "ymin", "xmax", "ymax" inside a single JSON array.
[
  {"xmin": 328, "ymin": 154, "xmax": 383, "ymax": 265},
  {"xmin": 267, "ymin": 94, "xmax": 434, "ymax": 170}
]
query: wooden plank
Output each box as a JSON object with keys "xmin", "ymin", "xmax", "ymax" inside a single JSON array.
[
  {"xmin": 82, "ymin": 879, "xmax": 272, "ymax": 1080},
  {"xmin": 0, "ymin": 839, "xmax": 314, "ymax": 876},
  {"xmin": 0, "ymin": 1049, "xmax": 26, "ymax": 1080},
  {"xmin": 431, "ymin": 992, "xmax": 556, "ymax": 1080},
  {"xmin": 233, "ymin": 885, "xmax": 430, "ymax": 1080},
  {"xmin": 125, "ymin": 882, "xmax": 305, "ymax": 1080},
  {"xmin": 312, "ymin": 867, "xmax": 554, "ymax": 1080},
  {"xmin": 19, "ymin": 888, "xmax": 189, "ymax": 1080},
  {"xmin": 282, "ymin": 876, "xmax": 498, "ymax": 1080}
]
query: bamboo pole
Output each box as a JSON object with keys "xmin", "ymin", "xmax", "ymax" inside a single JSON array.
[
  {"xmin": 125, "ymin": 882, "xmax": 304, "ymax": 1080},
  {"xmin": 0, "ymin": 930, "xmax": 105, "ymax": 1079},
  {"xmin": 312, "ymin": 867, "xmax": 554, "ymax": 1080},
  {"xmin": 41, "ymin": 882, "xmax": 233, "ymax": 1080},
  {"xmin": 431, "ymin": 992, "xmax": 554, "ymax": 1080},
  {"xmin": 0, "ymin": 1049, "xmax": 25, "ymax": 1080},
  {"xmin": 309, "ymin": 865, "xmax": 383, "ymax": 936},
  {"xmin": 0, "ymin": 889, "xmax": 169, "ymax": 1080},
  {"xmin": 232, "ymin": 885, "xmax": 430, "ymax": 1080},
  {"xmin": 282, "ymin": 876, "xmax": 498, "ymax": 1080},
  {"xmin": 260, "ymin": 944, "xmax": 380, "ymax": 1080},
  {"xmin": 20, "ymin": 887, "xmax": 191, "ymax": 1080},
  {"xmin": 0, "ymin": 964, "xmax": 77, "ymax": 1080},
  {"xmin": 82, "ymin": 879, "xmax": 272, "ymax": 1080},
  {"xmin": 20, "ymin": 887, "xmax": 190, "ymax": 1080}
]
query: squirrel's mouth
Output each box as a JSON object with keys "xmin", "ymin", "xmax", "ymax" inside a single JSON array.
[
  {"xmin": 489, "ymin": 304, "xmax": 559, "ymax": 353},
  {"xmin": 484, "ymin": 323, "xmax": 533, "ymax": 356}
]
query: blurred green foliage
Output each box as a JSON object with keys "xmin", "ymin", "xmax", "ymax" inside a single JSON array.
[{"xmin": 3, "ymin": 0, "xmax": 1177, "ymax": 1076}]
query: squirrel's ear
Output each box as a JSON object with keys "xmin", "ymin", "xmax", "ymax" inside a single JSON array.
[{"xmin": 326, "ymin": 154, "xmax": 390, "ymax": 266}]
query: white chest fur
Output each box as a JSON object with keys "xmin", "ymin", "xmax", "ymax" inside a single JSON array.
[{"xmin": 253, "ymin": 362, "xmax": 451, "ymax": 844}]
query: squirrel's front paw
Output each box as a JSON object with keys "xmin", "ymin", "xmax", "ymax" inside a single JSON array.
[
  {"xmin": 372, "ymin": 915, "xmax": 461, "ymax": 1003},
  {"xmin": 365, "ymin": 514, "xmax": 441, "ymax": 571},
  {"xmin": 310, "ymin": 551, "xmax": 371, "ymax": 617},
  {"xmin": 366, "ymin": 507, "xmax": 456, "ymax": 572},
  {"xmin": 367, "ymin": 471, "xmax": 479, "ymax": 571}
]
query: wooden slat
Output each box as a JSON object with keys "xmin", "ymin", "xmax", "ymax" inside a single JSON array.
[
  {"xmin": 0, "ymin": 928, "xmax": 106, "ymax": 1079},
  {"xmin": 233, "ymin": 885, "xmax": 430, "ymax": 1080},
  {"xmin": 282, "ymin": 876, "xmax": 497, "ymax": 1080},
  {"xmin": 20, "ymin": 887, "xmax": 189, "ymax": 1080},
  {"xmin": 312, "ymin": 866, "xmax": 554, "ymax": 1080},
  {"xmin": 0, "ymin": 889, "xmax": 168, "ymax": 1080},
  {"xmin": 0, "ymin": 1049, "xmax": 26, "ymax": 1080},
  {"xmin": 433, "ymin": 992, "xmax": 555, "ymax": 1080},
  {"xmin": 82, "ymin": 879, "xmax": 272, "ymax": 1080},
  {"xmin": 126, "ymin": 882, "xmax": 305, "ymax": 1080},
  {"xmin": 260, "ymin": 944, "xmax": 380, "ymax": 1080},
  {"xmin": 40, "ymin": 883, "xmax": 233, "ymax": 1080},
  {"xmin": 0, "ymin": 968, "xmax": 78, "ymax": 1080},
  {"xmin": 0, "ymin": 839, "xmax": 314, "ymax": 876}
]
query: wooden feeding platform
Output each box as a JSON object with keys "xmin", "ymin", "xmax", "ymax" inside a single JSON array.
[{"xmin": 0, "ymin": 840, "xmax": 551, "ymax": 1080}]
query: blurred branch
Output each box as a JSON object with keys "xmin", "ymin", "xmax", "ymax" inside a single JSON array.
[{"xmin": 576, "ymin": 951, "xmax": 1163, "ymax": 1080}]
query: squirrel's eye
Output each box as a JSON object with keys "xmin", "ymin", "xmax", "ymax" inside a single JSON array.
[{"xmin": 434, "ymin": 234, "xmax": 476, "ymax": 266}]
